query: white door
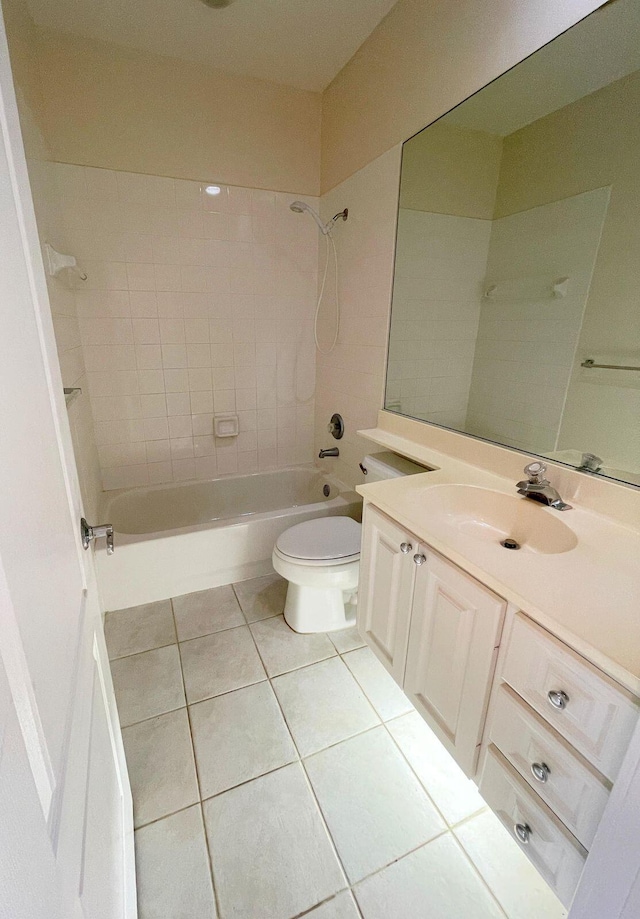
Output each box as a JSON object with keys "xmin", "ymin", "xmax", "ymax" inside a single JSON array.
[
  {"xmin": 0, "ymin": 9, "xmax": 134, "ymax": 918},
  {"xmin": 357, "ymin": 504, "xmax": 416, "ymax": 684},
  {"xmin": 404, "ymin": 550, "xmax": 506, "ymax": 777}
]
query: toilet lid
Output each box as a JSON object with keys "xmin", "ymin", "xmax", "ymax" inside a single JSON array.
[{"xmin": 276, "ymin": 516, "xmax": 362, "ymax": 561}]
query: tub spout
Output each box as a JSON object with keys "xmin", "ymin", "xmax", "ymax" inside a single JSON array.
[{"xmin": 319, "ymin": 447, "xmax": 339, "ymax": 458}]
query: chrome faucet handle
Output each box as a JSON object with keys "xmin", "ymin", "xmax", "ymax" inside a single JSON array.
[
  {"xmin": 579, "ymin": 452, "xmax": 603, "ymax": 473},
  {"xmin": 523, "ymin": 461, "xmax": 548, "ymax": 484}
]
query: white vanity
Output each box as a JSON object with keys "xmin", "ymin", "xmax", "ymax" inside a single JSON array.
[{"xmin": 356, "ymin": 423, "xmax": 640, "ymax": 909}]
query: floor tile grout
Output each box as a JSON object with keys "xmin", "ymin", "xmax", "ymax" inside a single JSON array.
[{"xmin": 170, "ymin": 596, "xmax": 222, "ymax": 919}]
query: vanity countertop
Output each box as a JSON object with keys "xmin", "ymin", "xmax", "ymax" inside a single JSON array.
[{"xmin": 356, "ymin": 427, "xmax": 640, "ymax": 696}]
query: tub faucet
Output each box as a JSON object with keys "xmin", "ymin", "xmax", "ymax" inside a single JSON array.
[
  {"xmin": 319, "ymin": 447, "xmax": 339, "ymax": 458},
  {"xmin": 516, "ymin": 461, "xmax": 572, "ymax": 511}
]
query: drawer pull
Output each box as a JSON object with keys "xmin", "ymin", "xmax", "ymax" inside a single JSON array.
[
  {"xmin": 531, "ymin": 761, "xmax": 551, "ymax": 783},
  {"xmin": 514, "ymin": 822, "xmax": 532, "ymax": 845},
  {"xmin": 413, "ymin": 553, "xmax": 427, "ymax": 566},
  {"xmin": 548, "ymin": 689, "xmax": 569, "ymax": 710},
  {"xmin": 400, "ymin": 542, "xmax": 413, "ymax": 554}
]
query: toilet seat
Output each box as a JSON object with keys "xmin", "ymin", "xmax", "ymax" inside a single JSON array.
[{"xmin": 275, "ymin": 516, "xmax": 361, "ymax": 566}]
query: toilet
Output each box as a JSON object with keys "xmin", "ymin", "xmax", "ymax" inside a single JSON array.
[{"xmin": 273, "ymin": 452, "xmax": 429, "ymax": 633}]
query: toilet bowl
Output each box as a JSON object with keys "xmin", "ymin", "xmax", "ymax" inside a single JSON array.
[{"xmin": 272, "ymin": 516, "xmax": 361, "ymax": 633}]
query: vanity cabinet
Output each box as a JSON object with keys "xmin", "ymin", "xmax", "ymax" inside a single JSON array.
[
  {"xmin": 358, "ymin": 504, "xmax": 506, "ymax": 775},
  {"xmin": 357, "ymin": 497, "xmax": 639, "ymax": 908}
]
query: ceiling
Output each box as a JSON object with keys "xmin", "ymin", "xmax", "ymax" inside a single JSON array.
[
  {"xmin": 444, "ymin": 0, "xmax": 640, "ymax": 137},
  {"xmin": 23, "ymin": 0, "xmax": 400, "ymax": 92}
]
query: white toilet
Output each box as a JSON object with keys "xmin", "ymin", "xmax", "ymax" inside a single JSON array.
[{"xmin": 273, "ymin": 452, "xmax": 429, "ymax": 633}]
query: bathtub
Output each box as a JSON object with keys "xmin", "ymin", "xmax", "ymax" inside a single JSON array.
[{"xmin": 94, "ymin": 467, "xmax": 361, "ymax": 611}]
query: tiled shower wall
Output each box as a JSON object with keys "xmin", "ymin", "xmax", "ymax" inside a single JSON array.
[{"xmin": 50, "ymin": 165, "xmax": 318, "ymax": 489}]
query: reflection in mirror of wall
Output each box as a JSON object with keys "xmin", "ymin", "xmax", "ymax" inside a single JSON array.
[{"xmin": 385, "ymin": 0, "xmax": 640, "ymax": 488}]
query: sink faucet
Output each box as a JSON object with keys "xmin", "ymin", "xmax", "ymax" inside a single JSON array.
[
  {"xmin": 516, "ymin": 462, "xmax": 572, "ymax": 511},
  {"xmin": 319, "ymin": 447, "xmax": 339, "ymax": 458}
]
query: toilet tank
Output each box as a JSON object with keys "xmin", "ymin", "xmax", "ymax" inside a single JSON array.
[{"xmin": 360, "ymin": 451, "xmax": 433, "ymax": 483}]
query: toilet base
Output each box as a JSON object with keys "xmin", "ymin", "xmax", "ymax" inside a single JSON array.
[{"xmin": 283, "ymin": 583, "xmax": 357, "ymax": 634}]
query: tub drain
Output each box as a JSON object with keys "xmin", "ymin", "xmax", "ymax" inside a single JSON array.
[
  {"xmin": 501, "ymin": 537, "xmax": 521, "ymax": 550},
  {"xmin": 323, "ymin": 484, "xmax": 331, "ymax": 497}
]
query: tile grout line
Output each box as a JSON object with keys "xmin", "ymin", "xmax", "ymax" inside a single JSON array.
[
  {"xmin": 170, "ymin": 596, "xmax": 222, "ymax": 919},
  {"xmin": 244, "ymin": 618, "xmax": 359, "ymax": 915}
]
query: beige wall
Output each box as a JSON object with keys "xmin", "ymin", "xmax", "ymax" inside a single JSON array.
[
  {"xmin": 321, "ymin": 0, "xmax": 605, "ymax": 193},
  {"xmin": 26, "ymin": 29, "xmax": 322, "ymax": 196},
  {"xmin": 400, "ymin": 122, "xmax": 502, "ymax": 219},
  {"xmin": 316, "ymin": 147, "xmax": 402, "ymax": 488}
]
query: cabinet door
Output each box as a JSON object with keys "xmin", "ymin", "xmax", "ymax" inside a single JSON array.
[
  {"xmin": 357, "ymin": 504, "xmax": 416, "ymax": 685},
  {"xmin": 405, "ymin": 551, "xmax": 506, "ymax": 776}
]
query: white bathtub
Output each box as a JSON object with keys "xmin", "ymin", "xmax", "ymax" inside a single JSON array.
[{"xmin": 94, "ymin": 467, "xmax": 361, "ymax": 611}]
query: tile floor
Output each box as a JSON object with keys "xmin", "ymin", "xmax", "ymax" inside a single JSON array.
[{"xmin": 105, "ymin": 573, "xmax": 568, "ymax": 919}]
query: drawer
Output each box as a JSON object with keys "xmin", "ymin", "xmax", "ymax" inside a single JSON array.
[
  {"xmin": 488, "ymin": 685, "xmax": 610, "ymax": 848},
  {"xmin": 480, "ymin": 745, "xmax": 587, "ymax": 908},
  {"xmin": 502, "ymin": 614, "xmax": 639, "ymax": 781}
]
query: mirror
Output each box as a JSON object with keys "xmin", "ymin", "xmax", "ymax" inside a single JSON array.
[{"xmin": 385, "ymin": 0, "xmax": 640, "ymax": 487}]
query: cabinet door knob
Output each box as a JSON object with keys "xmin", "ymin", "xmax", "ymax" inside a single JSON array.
[
  {"xmin": 514, "ymin": 823, "xmax": 532, "ymax": 845},
  {"xmin": 400, "ymin": 542, "xmax": 413, "ymax": 554},
  {"xmin": 413, "ymin": 553, "xmax": 427, "ymax": 566},
  {"xmin": 547, "ymin": 689, "xmax": 569, "ymax": 710},
  {"xmin": 530, "ymin": 762, "xmax": 550, "ymax": 783}
]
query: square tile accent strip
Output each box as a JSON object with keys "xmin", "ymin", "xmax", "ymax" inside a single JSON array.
[
  {"xmin": 233, "ymin": 573, "xmax": 287, "ymax": 622},
  {"xmin": 203, "ymin": 762, "xmax": 346, "ymax": 919},
  {"xmin": 122, "ymin": 708, "xmax": 199, "ymax": 828},
  {"xmin": 250, "ymin": 614, "xmax": 337, "ymax": 677},
  {"xmin": 173, "ymin": 585, "xmax": 244, "ymax": 641},
  {"xmin": 179, "ymin": 625, "xmax": 266, "ymax": 704},
  {"xmin": 110, "ymin": 644, "xmax": 185, "ymax": 727},
  {"xmin": 105, "ymin": 599, "xmax": 176, "ymax": 660},
  {"xmin": 135, "ymin": 805, "xmax": 217, "ymax": 919},
  {"xmin": 272, "ymin": 656, "xmax": 379, "ymax": 757},
  {"xmin": 189, "ymin": 681, "xmax": 297, "ymax": 798},
  {"xmin": 354, "ymin": 834, "xmax": 505, "ymax": 919},
  {"xmin": 305, "ymin": 726, "xmax": 446, "ymax": 883}
]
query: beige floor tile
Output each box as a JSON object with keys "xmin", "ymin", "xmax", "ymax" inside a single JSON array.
[
  {"xmin": 387, "ymin": 711, "xmax": 486, "ymax": 825},
  {"xmin": 190, "ymin": 681, "xmax": 297, "ymax": 798},
  {"xmin": 111, "ymin": 644, "xmax": 185, "ymax": 727},
  {"xmin": 122, "ymin": 708, "xmax": 199, "ymax": 828},
  {"xmin": 135, "ymin": 805, "xmax": 217, "ymax": 919},
  {"xmin": 233, "ymin": 573, "xmax": 287, "ymax": 622},
  {"xmin": 105, "ymin": 600, "xmax": 176, "ymax": 660},
  {"xmin": 306, "ymin": 726, "xmax": 445, "ymax": 883},
  {"xmin": 306, "ymin": 891, "xmax": 361, "ymax": 919},
  {"xmin": 343, "ymin": 647, "xmax": 413, "ymax": 721},
  {"xmin": 203, "ymin": 762, "xmax": 346, "ymax": 919},
  {"xmin": 354, "ymin": 834, "xmax": 504, "ymax": 919},
  {"xmin": 250, "ymin": 614, "xmax": 336, "ymax": 677},
  {"xmin": 454, "ymin": 809, "xmax": 568, "ymax": 919},
  {"xmin": 172, "ymin": 585, "xmax": 244, "ymax": 641},
  {"xmin": 329, "ymin": 626, "xmax": 366, "ymax": 655},
  {"xmin": 180, "ymin": 625, "xmax": 266, "ymax": 704},
  {"xmin": 273, "ymin": 657, "xmax": 379, "ymax": 757}
]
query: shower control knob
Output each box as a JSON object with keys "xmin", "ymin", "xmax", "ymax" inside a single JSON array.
[
  {"xmin": 413, "ymin": 553, "xmax": 427, "ymax": 566},
  {"xmin": 400, "ymin": 542, "xmax": 413, "ymax": 554},
  {"xmin": 547, "ymin": 689, "xmax": 569, "ymax": 710},
  {"xmin": 327, "ymin": 413, "xmax": 344, "ymax": 440},
  {"xmin": 513, "ymin": 823, "xmax": 531, "ymax": 845}
]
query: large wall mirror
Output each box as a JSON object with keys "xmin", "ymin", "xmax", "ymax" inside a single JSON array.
[{"xmin": 385, "ymin": 0, "xmax": 640, "ymax": 488}]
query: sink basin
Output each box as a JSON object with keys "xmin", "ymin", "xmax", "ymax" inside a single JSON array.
[{"xmin": 418, "ymin": 484, "xmax": 578, "ymax": 555}]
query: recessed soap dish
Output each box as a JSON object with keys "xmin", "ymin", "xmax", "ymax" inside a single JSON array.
[{"xmin": 214, "ymin": 414, "xmax": 239, "ymax": 438}]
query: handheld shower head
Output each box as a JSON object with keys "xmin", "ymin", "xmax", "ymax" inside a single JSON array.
[{"xmin": 289, "ymin": 200, "xmax": 327, "ymax": 234}]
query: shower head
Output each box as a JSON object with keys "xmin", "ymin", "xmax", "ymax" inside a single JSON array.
[
  {"xmin": 289, "ymin": 200, "xmax": 348, "ymax": 235},
  {"xmin": 289, "ymin": 200, "xmax": 327, "ymax": 234}
]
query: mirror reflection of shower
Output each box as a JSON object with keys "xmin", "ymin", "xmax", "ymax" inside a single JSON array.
[{"xmin": 289, "ymin": 200, "xmax": 348, "ymax": 353}]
